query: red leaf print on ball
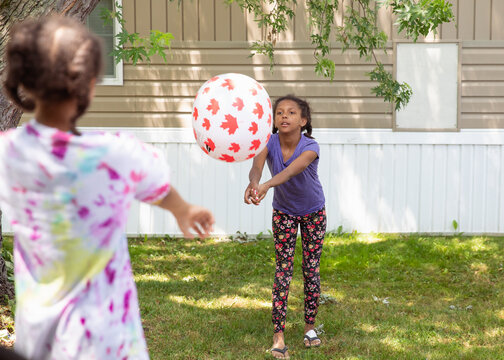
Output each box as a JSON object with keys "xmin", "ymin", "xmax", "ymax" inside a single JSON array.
[
  {"xmin": 232, "ymin": 97, "xmax": 244, "ymax": 111},
  {"xmin": 207, "ymin": 99, "xmax": 220, "ymax": 115},
  {"xmin": 228, "ymin": 143, "xmax": 240, "ymax": 153},
  {"xmin": 256, "ymin": 82, "xmax": 263, "ymax": 90},
  {"xmin": 267, "ymin": 97, "xmax": 272, "ymax": 109},
  {"xmin": 221, "ymin": 78, "xmax": 234, "ymax": 91},
  {"xmin": 219, "ymin": 154, "xmax": 235, "ymax": 162},
  {"xmin": 267, "ymin": 114, "xmax": 272, "ymax": 126},
  {"xmin": 266, "ymin": 133, "xmax": 271, "ymax": 143},
  {"xmin": 193, "ymin": 128, "xmax": 197, "ymax": 140},
  {"xmin": 201, "ymin": 146, "xmax": 208, "ymax": 154},
  {"xmin": 192, "ymin": 107, "xmax": 198, "ymax": 121},
  {"xmin": 247, "ymin": 153, "xmax": 255, "ymax": 159},
  {"xmin": 204, "ymin": 138, "xmax": 216, "ymax": 152},
  {"xmin": 249, "ymin": 139, "xmax": 261, "ymax": 151},
  {"xmin": 250, "ymin": 88, "xmax": 258, "ymax": 96},
  {"xmin": 248, "ymin": 122, "xmax": 258, "ymax": 135},
  {"xmin": 203, "ymin": 118, "xmax": 211, "ymax": 131},
  {"xmin": 221, "ymin": 114, "xmax": 238, "ymax": 134},
  {"xmin": 203, "ymin": 87, "xmax": 210, "ymax": 94},
  {"xmin": 253, "ymin": 103, "xmax": 264, "ymax": 119},
  {"xmin": 208, "ymin": 76, "xmax": 219, "ymax": 83}
]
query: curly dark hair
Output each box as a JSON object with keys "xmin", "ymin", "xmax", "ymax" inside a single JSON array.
[
  {"xmin": 272, "ymin": 94, "xmax": 314, "ymax": 139},
  {"xmin": 3, "ymin": 14, "xmax": 103, "ymax": 135}
]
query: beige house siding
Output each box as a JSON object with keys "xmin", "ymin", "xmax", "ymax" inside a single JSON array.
[{"xmin": 20, "ymin": 0, "xmax": 504, "ymax": 129}]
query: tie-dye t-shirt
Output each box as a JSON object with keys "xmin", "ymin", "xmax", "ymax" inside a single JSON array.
[{"xmin": 0, "ymin": 120, "xmax": 171, "ymax": 360}]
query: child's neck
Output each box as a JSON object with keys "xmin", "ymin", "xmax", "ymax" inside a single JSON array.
[
  {"xmin": 279, "ymin": 131, "xmax": 302, "ymax": 149},
  {"xmin": 35, "ymin": 98, "xmax": 78, "ymax": 132}
]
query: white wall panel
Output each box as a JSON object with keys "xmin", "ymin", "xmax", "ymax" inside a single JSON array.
[{"xmin": 4, "ymin": 128, "xmax": 504, "ymax": 236}]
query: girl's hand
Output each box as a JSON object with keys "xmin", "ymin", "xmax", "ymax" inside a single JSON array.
[
  {"xmin": 244, "ymin": 182, "xmax": 260, "ymax": 205},
  {"xmin": 156, "ymin": 187, "xmax": 215, "ymax": 239},
  {"xmin": 174, "ymin": 204, "xmax": 215, "ymax": 239},
  {"xmin": 255, "ymin": 183, "xmax": 270, "ymax": 203}
]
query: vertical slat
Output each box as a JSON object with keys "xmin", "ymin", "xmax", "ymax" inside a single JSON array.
[
  {"xmin": 239, "ymin": 161, "xmax": 253, "ymax": 235},
  {"xmin": 366, "ymin": 145, "xmax": 382, "ymax": 232},
  {"xmin": 405, "ymin": 145, "xmax": 421, "ymax": 232},
  {"xmin": 199, "ymin": 0, "xmax": 215, "ymax": 41},
  {"xmin": 213, "ymin": 159, "xmax": 228, "ymax": 233},
  {"xmin": 474, "ymin": 0, "xmax": 491, "ymax": 40},
  {"xmin": 230, "ymin": 2, "xmax": 246, "ymax": 41},
  {"xmin": 318, "ymin": 144, "xmax": 331, "ymax": 228},
  {"xmin": 445, "ymin": 145, "xmax": 461, "ymax": 232},
  {"xmin": 379, "ymin": 145, "xmax": 396, "ymax": 232},
  {"xmin": 441, "ymin": 0, "xmax": 458, "ymax": 40},
  {"xmin": 458, "ymin": 0, "xmax": 474, "ymax": 40},
  {"xmin": 391, "ymin": 13, "xmax": 407, "ymax": 41},
  {"xmin": 336, "ymin": 0, "xmax": 349, "ymax": 29},
  {"xmin": 459, "ymin": 145, "xmax": 473, "ymax": 233},
  {"xmin": 485, "ymin": 146, "xmax": 500, "ymax": 232},
  {"xmin": 165, "ymin": 143, "xmax": 180, "ymax": 233},
  {"xmin": 122, "ymin": 0, "xmax": 136, "ymax": 33},
  {"xmin": 294, "ymin": 1, "xmax": 308, "ymax": 41},
  {"xmin": 499, "ymin": 146, "xmax": 504, "ymax": 232},
  {"xmin": 126, "ymin": 200, "xmax": 140, "ymax": 235},
  {"xmin": 151, "ymin": 143, "xmax": 167, "ymax": 233},
  {"xmin": 167, "ymin": 0, "xmax": 182, "ymax": 40},
  {"xmin": 394, "ymin": 145, "xmax": 408, "ymax": 230},
  {"xmin": 187, "ymin": 144, "xmax": 204, "ymax": 213},
  {"xmin": 419, "ymin": 145, "xmax": 434, "ymax": 232},
  {"xmin": 472, "ymin": 145, "xmax": 486, "ymax": 232},
  {"xmin": 226, "ymin": 163, "xmax": 240, "ymax": 234},
  {"xmin": 376, "ymin": 1, "xmax": 392, "ymax": 39},
  {"xmin": 246, "ymin": 9, "xmax": 262, "ymax": 42},
  {"xmin": 432, "ymin": 145, "xmax": 447, "ymax": 231},
  {"xmin": 138, "ymin": 202, "xmax": 152, "ymax": 234},
  {"xmin": 339, "ymin": 144, "xmax": 359, "ymax": 231},
  {"xmin": 215, "ymin": 0, "xmax": 230, "ymax": 41},
  {"xmin": 200, "ymin": 155, "xmax": 217, "ymax": 230},
  {"xmin": 151, "ymin": 0, "xmax": 167, "ymax": 32},
  {"xmin": 278, "ymin": 7, "xmax": 294, "ymax": 42},
  {"xmin": 183, "ymin": 0, "xmax": 199, "ymax": 40},
  {"xmin": 355, "ymin": 145, "xmax": 369, "ymax": 231},
  {"xmin": 491, "ymin": 0, "xmax": 504, "ymax": 40},
  {"xmin": 329, "ymin": 145, "xmax": 343, "ymax": 231},
  {"xmin": 135, "ymin": 0, "xmax": 151, "ymax": 37}
]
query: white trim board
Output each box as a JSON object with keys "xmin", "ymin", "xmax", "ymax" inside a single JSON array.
[{"xmin": 81, "ymin": 127, "xmax": 504, "ymax": 145}]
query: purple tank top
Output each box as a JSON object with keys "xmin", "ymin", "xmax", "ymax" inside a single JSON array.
[{"xmin": 266, "ymin": 133, "xmax": 325, "ymax": 216}]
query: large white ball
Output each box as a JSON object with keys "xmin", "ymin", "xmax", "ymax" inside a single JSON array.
[{"xmin": 192, "ymin": 73, "xmax": 272, "ymax": 162}]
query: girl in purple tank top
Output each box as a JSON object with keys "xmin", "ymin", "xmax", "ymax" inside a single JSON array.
[{"xmin": 244, "ymin": 95, "xmax": 326, "ymax": 359}]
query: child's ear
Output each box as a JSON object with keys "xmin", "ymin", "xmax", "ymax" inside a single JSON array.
[{"xmin": 301, "ymin": 117, "xmax": 308, "ymax": 127}]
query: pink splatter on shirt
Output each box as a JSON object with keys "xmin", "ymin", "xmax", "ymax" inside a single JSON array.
[{"xmin": 0, "ymin": 120, "xmax": 171, "ymax": 360}]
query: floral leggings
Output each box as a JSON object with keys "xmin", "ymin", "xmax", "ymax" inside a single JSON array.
[{"xmin": 271, "ymin": 207, "xmax": 326, "ymax": 333}]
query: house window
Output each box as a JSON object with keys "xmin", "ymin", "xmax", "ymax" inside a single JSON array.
[
  {"xmin": 87, "ymin": 0, "xmax": 123, "ymax": 85},
  {"xmin": 395, "ymin": 43, "xmax": 459, "ymax": 130}
]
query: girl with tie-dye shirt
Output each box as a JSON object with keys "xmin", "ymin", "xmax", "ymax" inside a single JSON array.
[{"xmin": 0, "ymin": 15, "xmax": 214, "ymax": 360}]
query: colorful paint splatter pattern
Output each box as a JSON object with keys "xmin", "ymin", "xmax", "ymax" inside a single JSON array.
[{"xmin": 0, "ymin": 120, "xmax": 171, "ymax": 359}]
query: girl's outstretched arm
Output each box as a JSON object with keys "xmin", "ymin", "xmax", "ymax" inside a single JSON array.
[
  {"xmin": 244, "ymin": 147, "xmax": 268, "ymax": 205},
  {"xmin": 256, "ymin": 150, "xmax": 318, "ymax": 202},
  {"xmin": 156, "ymin": 187, "xmax": 215, "ymax": 238}
]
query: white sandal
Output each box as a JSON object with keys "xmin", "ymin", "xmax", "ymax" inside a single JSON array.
[{"xmin": 303, "ymin": 329, "xmax": 321, "ymax": 348}]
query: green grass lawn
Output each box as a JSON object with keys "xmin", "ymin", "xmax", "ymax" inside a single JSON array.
[
  {"xmin": 2, "ymin": 233, "xmax": 504, "ymax": 359},
  {"xmin": 131, "ymin": 233, "xmax": 504, "ymax": 360}
]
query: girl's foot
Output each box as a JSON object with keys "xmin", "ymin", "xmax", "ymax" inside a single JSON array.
[
  {"xmin": 304, "ymin": 324, "xmax": 321, "ymax": 347},
  {"xmin": 271, "ymin": 332, "xmax": 290, "ymax": 359}
]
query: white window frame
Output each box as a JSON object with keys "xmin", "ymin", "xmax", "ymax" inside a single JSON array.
[{"xmin": 93, "ymin": 0, "xmax": 123, "ymax": 86}]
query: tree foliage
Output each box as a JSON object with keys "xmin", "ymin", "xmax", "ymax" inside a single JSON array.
[
  {"xmin": 101, "ymin": 2, "xmax": 174, "ymax": 65},
  {"xmin": 227, "ymin": 0, "xmax": 454, "ymax": 110}
]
